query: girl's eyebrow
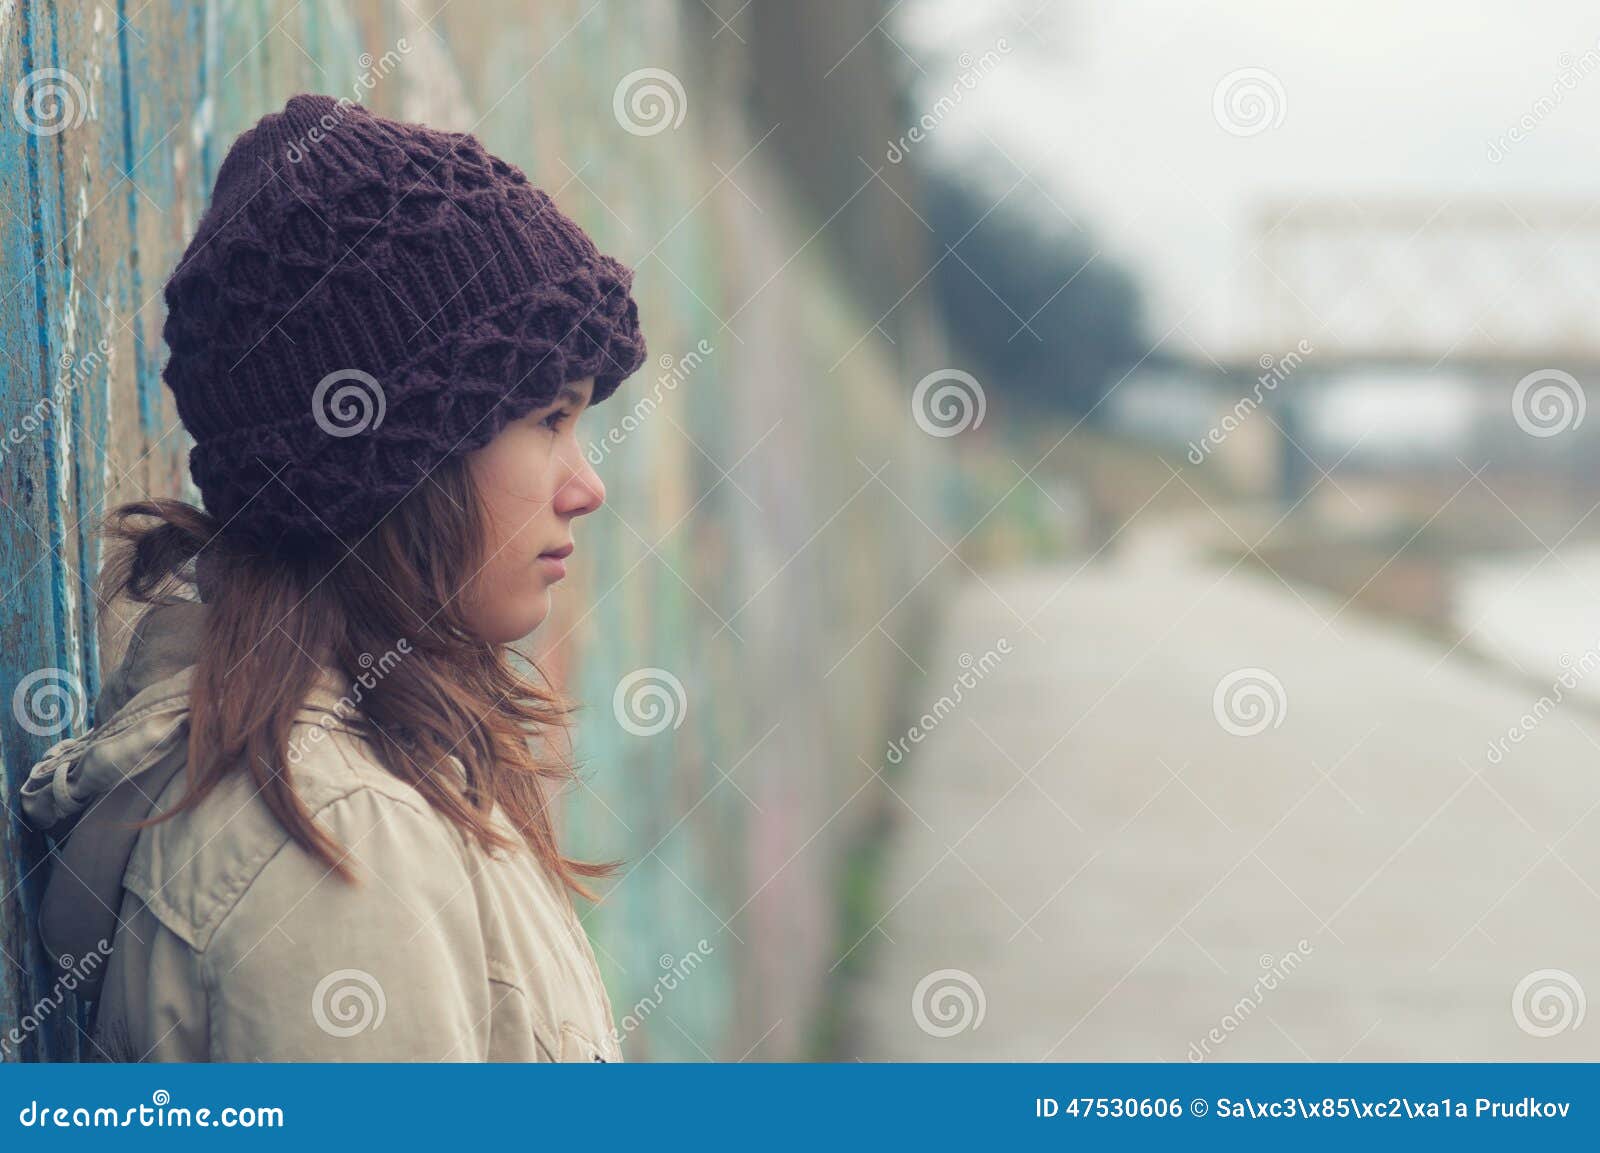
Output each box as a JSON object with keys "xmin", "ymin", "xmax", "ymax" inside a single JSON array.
[{"xmin": 554, "ymin": 382, "xmax": 587, "ymax": 406}]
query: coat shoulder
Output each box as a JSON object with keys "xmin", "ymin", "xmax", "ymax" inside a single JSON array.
[{"xmin": 122, "ymin": 720, "xmax": 454, "ymax": 955}]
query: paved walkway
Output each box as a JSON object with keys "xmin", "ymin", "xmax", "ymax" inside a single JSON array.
[{"xmin": 850, "ymin": 520, "xmax": 1600, "ymax": 1060}]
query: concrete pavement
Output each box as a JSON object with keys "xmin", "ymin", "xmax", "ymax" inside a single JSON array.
[{"xmin": 848, "ymin": 523, "xmax": 1600, "ymax": 1060}]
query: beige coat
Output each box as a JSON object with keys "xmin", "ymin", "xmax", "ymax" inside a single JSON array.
[{"xmin": 20, "ymin": 599, "xmax": 622, "ymax": 1062}]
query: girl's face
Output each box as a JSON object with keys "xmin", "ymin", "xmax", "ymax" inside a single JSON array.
[{"xmin": 460, "ymin": 376, "xmax": 606, "ymax": 643}]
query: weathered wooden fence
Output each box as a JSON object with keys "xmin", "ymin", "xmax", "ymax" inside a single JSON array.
[{"xmin": 1, "ymin": 0, "xmax": 948, "ymax": 1060}]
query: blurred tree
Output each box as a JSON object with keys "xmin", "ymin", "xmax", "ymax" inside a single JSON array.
[{"xmin": 924, "ymin": 166, "xmax": 1146, "ymax": 420}]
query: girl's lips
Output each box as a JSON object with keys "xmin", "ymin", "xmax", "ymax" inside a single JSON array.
[{"xmin": 537, "ymin": 544, "xmax": 572, "ymax": 580}]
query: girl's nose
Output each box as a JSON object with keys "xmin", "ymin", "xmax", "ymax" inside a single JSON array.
[{"xmin": 556, "ymin": 456, "xmax": 606, "ymax": 517}]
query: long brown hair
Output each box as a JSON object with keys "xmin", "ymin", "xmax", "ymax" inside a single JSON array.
[{"xmin": 97, "ymin": 456, "xmax": 616, "ymax": 898}]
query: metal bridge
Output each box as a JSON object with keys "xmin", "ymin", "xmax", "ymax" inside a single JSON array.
[{"xmin": 1252, "ymin": 198, "xmax": 1600, "ymax": 375}]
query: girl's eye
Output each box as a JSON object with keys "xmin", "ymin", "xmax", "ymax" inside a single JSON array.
[{"xmin": 539, "ymin": 408, "xmax": 570, "ymax": 431}]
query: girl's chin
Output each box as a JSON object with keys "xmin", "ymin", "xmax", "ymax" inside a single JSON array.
[
  {"xmin": 514, "ymin": 588, "xmax": 552, "ymax": 637},
  {"xmin": 466, "ymin": 588, "xmax": 551, "ymax": 645}
]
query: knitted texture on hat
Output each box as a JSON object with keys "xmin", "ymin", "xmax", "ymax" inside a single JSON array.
[{"xmin": 161, "ymin": 92, "xmax": 647, "ymax": 545}]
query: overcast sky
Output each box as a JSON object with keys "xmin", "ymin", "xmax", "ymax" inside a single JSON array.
[{"xmin": 894, "ymin": 0, "xmax": 1600, "ymax": 360}]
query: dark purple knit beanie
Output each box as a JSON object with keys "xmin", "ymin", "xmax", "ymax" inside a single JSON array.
[{"xmin": 161, "ymin": 92, "xmax": 647, "ymax": 545}]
